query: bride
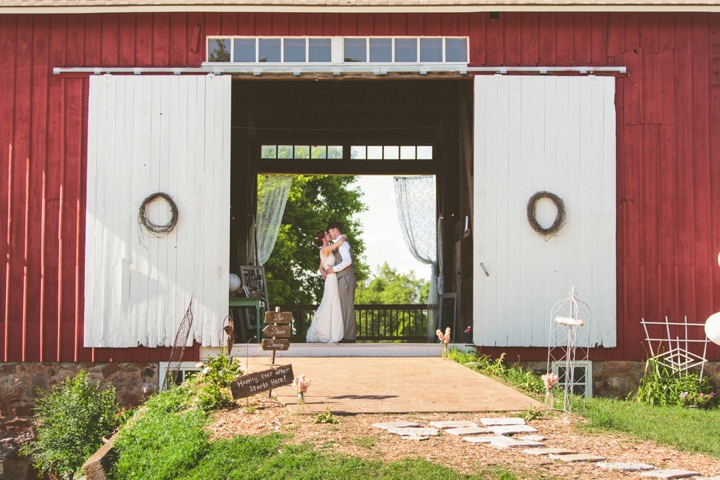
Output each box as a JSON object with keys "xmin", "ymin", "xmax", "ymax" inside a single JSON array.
[{"xmin": 306, "ymin": 230, "xmax": 346, "ymax": 343}]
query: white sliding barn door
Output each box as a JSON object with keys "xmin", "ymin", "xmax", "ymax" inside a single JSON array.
[
  {"xmin": 85, "ymin": 75, "xmax": 231, "ymax": 348},
  {"xmin": 473, "ymin": 75, "xmax": 616, "ymax": 347}
]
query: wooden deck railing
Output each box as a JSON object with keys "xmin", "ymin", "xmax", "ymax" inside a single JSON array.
[{"xmin": 271, "ymin": 304, "xmax": 429, "ymax": 342}]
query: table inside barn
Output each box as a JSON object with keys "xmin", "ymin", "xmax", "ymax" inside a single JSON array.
[{"xmin": 229, "ymin": 298, "xmax": 265, "ymax": 343}]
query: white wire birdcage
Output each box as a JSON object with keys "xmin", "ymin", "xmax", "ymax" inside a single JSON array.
[{"xmin": 546, "ymin": 287, "xmax": 591, "ymax": 412}]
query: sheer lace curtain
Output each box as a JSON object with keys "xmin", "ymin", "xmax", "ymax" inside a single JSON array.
[
  {"xmin": 393, "ymin": 176, "xmax": 439, "ymax": 342},
  {"xmin": 256, "ymin": 175, "xmax": 294, "ymax": 266}
]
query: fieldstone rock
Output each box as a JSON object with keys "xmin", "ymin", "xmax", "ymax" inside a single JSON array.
[
  {"xmin": 488, "ymin": 425, "xmax": 538, "ymax": 435},
  {"xmin": 401, "ymin": 435, "xmax": 428, "ymax": 441},
  {"xmin": 640, "ymin": 470, "xmax": 702, "ymax": 479},
  {"xmin": 597, "ymin": 462, "xmax": 656, "ymax": 472},
  {"xmin": 387, "ymin": 427, "xmax": 439, "ymax": 437},
  {"xmin": 550, "ymin": 454, "xmax": 606, "ymax": 463},
  {"xmin": 444, "ymin": 426, "xmax": 490, "ymax": 436},
  {"xmin": 524, "ymin": 448, "xmax": 577, "ymax": 455},
  {"xmin": 480, "ymin": 418, "xmax": 526, "ymax": 426},
  {"xmin": 463, "ymin": 435, "xmax": 508, "ymax": 444},
  {"xmin": 372, "ymin": 421, "xmax": 421, "ymax": 430},
  {"xmin": 491, "ymin": 438, "xmax": 545, "ymax": 449},
  {"xmin": 429, "ymin": 421, "xmax": 477, "ymax": 429},
  {"xmin": 518, "ymin": 434, "xmax": 546, "ymax": 442}
]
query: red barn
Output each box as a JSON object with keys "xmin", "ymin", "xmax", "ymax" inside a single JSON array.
[{"xmin": 1, "ymin": 0, "xmax": 720, "ymax": 423}]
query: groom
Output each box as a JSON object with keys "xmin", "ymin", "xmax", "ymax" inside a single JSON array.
[{"xmin": 323, "ymin": 221, "xmax": 357, "ymax": 343}]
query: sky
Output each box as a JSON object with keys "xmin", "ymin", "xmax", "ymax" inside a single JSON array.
[{"xmin": 353, "ymin": 176, "xmax": 431, "ymax": 281}]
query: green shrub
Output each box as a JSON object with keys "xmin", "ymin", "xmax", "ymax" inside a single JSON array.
[
  {"xmin": 21, "ymin": 371, "xmax": 120, "ymax": 479},
  {"xmin": 186, "ymin": 353, "xmax": 244, "ymax": 412},
  {"xmin": 635, "ymin": 357, "xmax": 716, "ymax": 408}
]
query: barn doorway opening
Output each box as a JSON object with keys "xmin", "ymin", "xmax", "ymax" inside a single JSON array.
[{"xmin": 229, "ymin": 78, "xmax": 470, "ymax": 343}]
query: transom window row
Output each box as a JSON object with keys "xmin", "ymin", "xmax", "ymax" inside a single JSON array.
[
  {"xmin": 207, "ymin": 37, "xmax": 468, "ymax": 64},
  {"xmin": 260, "ymin": 145, "xmax": 433, "ymax": 160}
]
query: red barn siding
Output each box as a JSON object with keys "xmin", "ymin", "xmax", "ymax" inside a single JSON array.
[{"xmin": 1, "ymin": 11, "xmax": 719, "ymax": 362}]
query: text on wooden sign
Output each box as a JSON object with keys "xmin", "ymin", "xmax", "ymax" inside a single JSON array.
[
  {"xmin": 262, "ymin": 324, "xmax": 291, "ymax": 338},
  {"xmin": 230, "ymin": 365, "xmax": 294, "ymax": 399}
]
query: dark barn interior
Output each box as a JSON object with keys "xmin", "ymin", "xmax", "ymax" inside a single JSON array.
[{"xmin": 228, "ymin": 77, "xmax": 474, "ymax": 333}]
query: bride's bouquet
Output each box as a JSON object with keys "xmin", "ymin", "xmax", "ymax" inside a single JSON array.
[
  {"xmin": 436, "ymin": 327, "xmax": 451, "ymax": 359},
  {"xmin": 292, "ymin": 374, "xmax": 311, "ymax": 411}
]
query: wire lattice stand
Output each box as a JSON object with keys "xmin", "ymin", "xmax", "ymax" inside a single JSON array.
[
  {"xmin": 640, "ymin": 316, "xmax": 709, "ymax": 379},
  {"xmin": 547, "ymin": 287, "xmax": 591, "ymax": 412}
]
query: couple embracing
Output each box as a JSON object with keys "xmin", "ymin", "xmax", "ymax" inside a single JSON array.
[{"xmin": 306, "ymin": 222, "xmax": 357, "ymax": 344}]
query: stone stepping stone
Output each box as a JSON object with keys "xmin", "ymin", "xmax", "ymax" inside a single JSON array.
[
  {"xmin": 429, "ymin": 421, "xmax": 477, "ymax": 429},
  {"xmin": 518, "ymin": 434, "xmax": 546, "ymax": 442},
  {"xmin": 480, "ymin": 417, "xmax": 526, "ymax": 426},
  {"xmin": 387, "ymin": 427, "xmax": 439, "ymax": 437},
  {"xmin": 640, "ymin": 470, "xmax": 702, "ymax": 479},
  {"xmin": 491, "ymin": 438, "xmax": 545, "ymax": 449},
  {"xmin": 444, "ymin": 426, "xmax": 491, "ymax": 436},
  {"xmin": 550, "ymin": 454, "xmax": 606, "ymax": 463},
  {"xmin": 401, "ymin": 435, "xmax": 428, "ymax": 441},
  {"xmin": 597, "ymin": 462, "xmax": 656, "ymax": 472},
  {"xmin": 524, "ymin": 448, "xmax": 577, "ymax": 456},
  {"xmin": 488, "ymin": 425, "xmax": 538, "ymax": 435},
  {"xmin": 463, "ymin": 435, "xmax": 509, "ymax": 444},
  {"xmin": 373, "ymin": 421, "xmax": 421, "ymax": 430}
]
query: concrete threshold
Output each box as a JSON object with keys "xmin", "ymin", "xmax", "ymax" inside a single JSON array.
[{"xmin": 202, "ymin": 342, "xmax": 476, "ymax": 359}]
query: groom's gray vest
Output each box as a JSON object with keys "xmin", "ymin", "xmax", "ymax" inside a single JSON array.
[{"xmin": 332, "ymin": 243, "xmax": 356, "ymax": 279}]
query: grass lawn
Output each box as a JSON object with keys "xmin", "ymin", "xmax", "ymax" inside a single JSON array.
[{"xmin": 577, "ymin": 397, "xmax": 720, "ymax": 458}]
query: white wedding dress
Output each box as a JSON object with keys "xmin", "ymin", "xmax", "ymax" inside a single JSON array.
[{"xmin": 306, "ymin": 248, "xmax": 344, "ymax": 343}]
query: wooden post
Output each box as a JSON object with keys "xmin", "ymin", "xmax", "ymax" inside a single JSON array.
[{"xmin": 265, "ymin": 307, "xmax": 294, "ymax": 398}]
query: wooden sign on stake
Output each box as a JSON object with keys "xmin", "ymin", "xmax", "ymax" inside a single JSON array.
[
  {"xmin": 262, "ymin": 338, "xmax": 290, "ymax": 351},
  {"xmin": 262, "ymin": 324, "xmax": 291, "ymax": 338},
  {"xmin": 264, "ymin": 311, "xmax": 293, "ymax": 325},
  {"xmin": 230, "ymin": 364, "xmax": 294, "ymax": 399}
]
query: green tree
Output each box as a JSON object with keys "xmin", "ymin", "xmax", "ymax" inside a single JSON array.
[
  {"xmin": 262, "ymin": 175, "xmax": 368, "ymax": 304},
  {"xmin": 208, "ymin": 39, "xmax": 230, "ymax": 62},
  {"xmin": 356, "ymin": 263, "xmax": 429, "ymax": 305}
]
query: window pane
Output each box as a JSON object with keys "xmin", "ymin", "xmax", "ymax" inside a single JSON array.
[
  {"xmin": 400, "ymin": 146, "xmax": 415, "ymax": 159},
  {"xmin": 294, "ymin": 145, "xmax": 310, "ymax": 159},
  {"xmin": 367, "ymin": 146, "xmax": 383, "ymax": 159},
  {"xmin": 208, "ymin": 38, "xmax": 231, "ymax": 62},
  {"xmin": 395, "ymin": 38, "xmax": 417, "ymax": 62},
  {"xmin": 344, "ymin": 38, "xmax": 367, "ymax": 62},
  {"xmin": 309, "ymin": 38, "xmax": 331, "ymax": 62},
  {"xmin": 328, "ymin": 146, "xmax": 343, "ymax": 159},
  {"xmin": 351, "ymin": 146, "xmax": 366, "ymax": 159},
  {"xmin": 420, "ymin": 38, "xmax": 443, "ymax": 62},
  {"xmin": 284, "ymin": 38, "xmax": 306, "ymax": 62},
  {"xmin": 258, "ymin": 39, "xmax": 281, "ymax": 62},
  {"xmin": 446, "ymin": 38, "xmax": 468, "ymax": 62},
  {"xmin": 278, "ymin": 145, "xmax": 293, "ymax": 158},
  {"xmin": 369, "ymin": 38, "xmax": 392, "ymax": 62},
  {"xmin": 384, "ymin": 146, "xmax": 399, "ymax": 159},
  {"xmin": 261, "ymin": 145, "xmax": 277, "ymax": 159},
  {"xmin": 233, "ymin": 39, "xmax": 256, "ymax": 62},
  {"xmin": 417, "ymin": 146, "xmax": 433, "ymax": 159},
  {"xmin": 311, "ymin": 145, "xmax": 326, "ymax": 159}
]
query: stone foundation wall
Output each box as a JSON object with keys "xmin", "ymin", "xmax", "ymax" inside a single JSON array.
[
  {"xmin": 517, "ymin": 360, "xmax": 720, "ymax": 399},
  {"xmin": 0, "ymin": 362, "xmax": 159, "ymax": 480}
]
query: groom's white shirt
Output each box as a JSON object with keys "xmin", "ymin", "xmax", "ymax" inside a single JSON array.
[{"xmin": 331, "ymin": 238, "xmax": 352, "ymax": 273}]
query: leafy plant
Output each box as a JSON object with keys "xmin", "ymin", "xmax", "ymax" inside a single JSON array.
[
  {"xmin": 635, "ymin": 356, "xmax": 716, "ymax": 408},
  {"xmin": 21, "ymin": 371, "xmax": 120, "ymax": 479},
  {"xmin": 315, "ymin": 407, "xmax": 341, "ymax": 424},
  {"xmin": 679, "ymin": 391, "xmax": 717, "ymax": 409},
  {"xmin": 186, "ymin": 354, "xmax": 244, "ymax": 412},
  {"xmin": 519, "ymin": 405, "xmax": 543, "ymax": 422}
]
